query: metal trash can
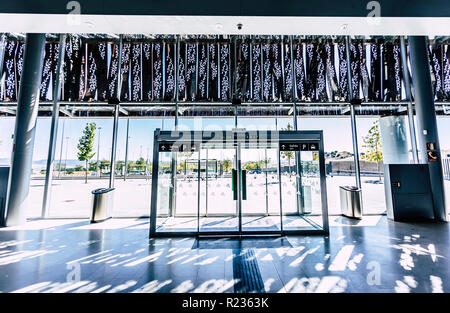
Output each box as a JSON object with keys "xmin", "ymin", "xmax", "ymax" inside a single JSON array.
[
  {"xmin": 91, "ymin": 188, "xmax": 114, "ymax": 223},
  {"xmin": 339, "ymin": 186, "xmax": 362, "ymax": 219}
]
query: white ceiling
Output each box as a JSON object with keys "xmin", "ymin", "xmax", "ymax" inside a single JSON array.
[{"xmin": 0, "ymin": 14, "xmax": 449, "ymax": 36}]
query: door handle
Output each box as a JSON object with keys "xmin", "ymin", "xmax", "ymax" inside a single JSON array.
[
  {"xmin": 232, "ymin": 169, "xmax": 247, "ymax": 200},
  {"xmin": 242, "ymin": 170, "xmax": 247, "ymax": 200},
  {"xmin": 232, "ymin": 169, "xmax": 237, "ymax": 200}
]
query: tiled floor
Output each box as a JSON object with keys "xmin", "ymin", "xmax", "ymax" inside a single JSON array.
[{"xmin": 0, "ymin": 215, "xmax": 449, "ymax": 293}]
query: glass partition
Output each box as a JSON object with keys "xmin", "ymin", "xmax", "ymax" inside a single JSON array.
[
  {"xmin": 298, "ymin": 117, "xmax": 357, "ymax": 215},
  {"xmin": 49, "ymin": 118, "xmax": 113, "ymax": 218},
  {"xmin": 112, "ymin": 118, "xmax": 158, "ymax": 217},
  {"xmin": 280, "ymin": 141, "xmax": 325, "ymax": 231},
  {"xmin": 437, "ymin": 117, "xmax": 450, "ymax": 215}
]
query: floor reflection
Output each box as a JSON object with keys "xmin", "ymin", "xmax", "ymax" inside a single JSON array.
[{"xmin": 0, "ymin": 216, "xmax": 449, "ymax": 293}]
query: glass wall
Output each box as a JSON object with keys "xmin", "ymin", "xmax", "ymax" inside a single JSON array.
[
  {"xmin": 0, "ymin": 117, "xmax": 14, "ymax": 166},
  {"xmin": 48, "ymin": 118, "xmax": 113, "ymax": 218},
  {"xmin": 4, "ymin": 110, "xmax": 447, "ymax": 221},
  {"xmin": 112, "ymin": 118, "xmax": 161, "ymax": 217},
  {"xmin": 0, "ymin": 117, "xmax": 51, "ymax": 219},
  {"xmin": 355, "ymin": 116, "xmax": 387, "ymax": 215},
  {"xmin": 29, "ymin": 119, "xmax": 51, "ymax": 218},
  {"xmin": 437, "ymin": 117, "xmax": 450, "ymax": 215},
  {"xmin": 297, "ymin": 117, "xmax": 358, "ymax": 215}
]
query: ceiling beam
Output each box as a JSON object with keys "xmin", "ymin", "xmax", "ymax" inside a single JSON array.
[{"xmin": 60, "ymin": 107, "xmax": 74, "ymax": 117}]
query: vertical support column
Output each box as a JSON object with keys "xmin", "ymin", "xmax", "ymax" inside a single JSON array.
[
  {"xmin": 197, "ymin": 150, "xmax": 201, "ymax": 233},
  {"xmin": 109, "ymin": 35, "xmax": 123, "ymax": 189},
  {"xmin": 58, "ymin": 120, "xmax": 65, "ymax": 178},
  {"xmin": 0, "ymin": 34, "xmax": 7, "ymax": 80},
  {"xmin": 345, "ymin": 36, "xmax": 362, "ymax": 189},
  {"xmin": 400, "ymin": 36, "xmax": 419, "ymax": 164},
  {"xmin": 4, "ymin": 33, "xmax": 46, "ymax": 226},
  {"xmin": 290, "ymin": 37, "xmax": 298, "ymax": 130},
  {"xmin": 233, "ymin": 36, "xmax": 238, "ymax": 128},
  {"xmin": 109, "ymin": 102, "xmax": 119, "ymax": 188},
  {"xmin": 408, "ymin": 36, "xmax": 447, "ymax": 221},
  {"xmin": 42, "ymin": 34, "xmax": 66, "ymax": 218},
  {"xmin": 290, "ymin": 36, "xmax": 304, "ymax": 214},
  {"xmin": 236, "ymin": 142, "xmax": 242, "ymax": 234},
  {"xmin": 149, "ymin": 129, "xmax": 161, "ymax": 237},
  {"xmin": 168, "ymin": 36, "xmax": 180, "ymax": 217},
  {"xmin": 175, "ymin": 36, "xmax": 180, "ymax": 129},
  {"xmin": 96, "ymin": 127, "xmax": 102, "ymax": 175},
  {"xmin": 264, "ymin": 148, "xmax": 269, "ymax": 215},
  {"xmin": 123, "ymin": 119, "xmax": 129, "ymax": 181},
  {"xmin": 205, "ymin": 148, "xmax": 209, "ymax": 215}
]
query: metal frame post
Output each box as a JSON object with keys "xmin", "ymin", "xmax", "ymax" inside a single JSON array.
[
  {"xmin": 58, "ymin": 120, "xmax": 65, "ymax": 179},
  {"xmin": 290, "ymin": 36, "xmax": 304, "ymax": 214},
  {"xmin": 124, "ymin": 119, "xmax": 129, "ymax": 180},
  {"xmin": 109, "ymin": 35, "xmax": 123, "ymax": 189},
  {"xmin": 233, "ymin": 36, "xmax": 238, "ymax": 127},
  {"xmin": 168, "ymin": 36, "xmax": 180, "ymax": 217},
  {"xmin": 42, "ymin": 34, "xmax": 66, "ymax": 218},
  {"xmin": 109, "ymin": 103, "xmax": 119, "ymax": 188},
  {"xmin": 96, "ymin": 126, "xmax": 102, "ymax": 176},
  {"xmin": 345, "ymin": 36, "xmax": 362, "ymax": 189},
  {"xmin": 149, "ymin": 129, "xmax": 161, "ymax": 237},
  {"xmin": 236, "ymin": 141, "xmax": 242, "ymax": 234},
  {"xmin": 0, "ymin": 34, "xmax": 6, "ymax": 81}
]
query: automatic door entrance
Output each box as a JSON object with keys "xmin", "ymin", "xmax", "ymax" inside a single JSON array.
[{"xmin": 150, "ymin": 129, "xmax": 328, "ymax": 237}]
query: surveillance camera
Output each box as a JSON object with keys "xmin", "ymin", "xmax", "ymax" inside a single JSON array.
[{"xmin": 237, "ymin": 23, "xmax": 243, "ymax": 30}]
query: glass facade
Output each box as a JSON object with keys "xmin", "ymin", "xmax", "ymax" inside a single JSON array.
[{"xmin": 0, "ymin": 34, "xmax": 448, "ymax": 225}]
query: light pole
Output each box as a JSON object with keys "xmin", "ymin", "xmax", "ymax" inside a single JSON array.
[
  {"xmin": 57, "ymin": 119, "xmax": 65, "ymax": 179},
  {"xmin": 96, "ymin": 126, "xmax": 102, "ymax": 177},
  {"xmin": 146, "ymin": 147, "xmax": 150, "ymax": 180},
  {"xmin": 64, "ymin": 136, "xmax": 69, "ymax": 176},
  {"xmin": 139, "ymin": 145, "xmax": 143, "ymax": 175},
  {"xmin": 124, "ymin": 119, "xmax": 130, "ymax": 181}
]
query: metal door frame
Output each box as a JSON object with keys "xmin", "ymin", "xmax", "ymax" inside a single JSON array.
[{"xmin": 149, "ymin": 129, "xmax": 329, "ymax": 237}]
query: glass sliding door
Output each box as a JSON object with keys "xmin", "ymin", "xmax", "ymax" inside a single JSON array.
[
  {"xmin": 241, "ymin": 145, "xmax": 282, "ymax": 233},
  {"xmin": 280, "ymin": 150, "xmax": 301, "ymax": 215},
  {"xmin": 150, "ymin": 130, "xmax": 329, "ymax": 237},
  {"xmin": 202, "ymin": 147, "xmax": 237, "ymax": 216},
  {"xmin": 175, "ymin": 151, "xmax": 200, "ymax": 217},
  {"xmin": 154, "ymin": 148, "xmax": 199, "ymax": 234},
  {"xmin": 198, "ymin": 144, "xmax": 239, "ymax": 234}
]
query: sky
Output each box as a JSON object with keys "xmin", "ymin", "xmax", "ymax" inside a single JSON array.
[{"xmin": 1, "ymin": 115, "xmax": 450, "ymax": 167}]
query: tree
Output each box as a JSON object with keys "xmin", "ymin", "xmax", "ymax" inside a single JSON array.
[
  {"xmin": 100, "ymin": 159, "xmax": 111, "ymax": 172},
  {"xmin": 88, "ymin": 161, "xmax": 98, "ymax": 171},
  {"xmin": 179, "ymin": 152, "xmax": 193, "ymax": 160},
  {"xmin": 361, "ymin": 120, "xmax": 383, "ymax": 182},
  {"xmin": 222, "ymin": 159, "xmax": 232, "ymax": 173},
  {"xmin": 77, "ymin": 123, "xmax": 96, "ymax": 183},
  {"xmin": 281, "ymin": 123, "xmax": 295, "ymax": 177},
  {"xmin": 136, "ymin": 157, "xmax": 146, "ymax": 165}
]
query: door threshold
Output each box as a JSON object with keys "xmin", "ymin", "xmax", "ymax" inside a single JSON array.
[{"xmin": 197, "ymin": 233, "xmax": 282, "ymax": 239}]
